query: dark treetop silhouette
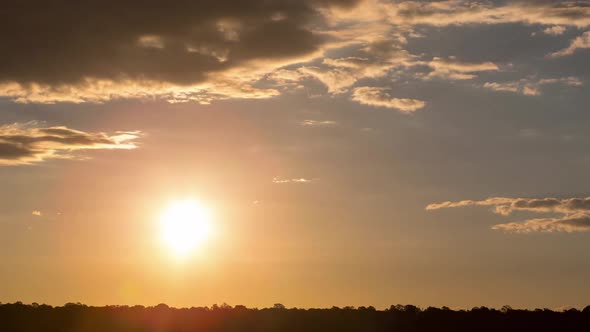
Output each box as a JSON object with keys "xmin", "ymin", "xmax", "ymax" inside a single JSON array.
[{"xmin": 2, "ymin": 302, "xmax": 590, "ymax": 332}]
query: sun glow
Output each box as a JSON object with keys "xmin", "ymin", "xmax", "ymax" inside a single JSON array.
[{"xmin": 159, "ymin": 199, "xmax": 212, "ymax": 258}]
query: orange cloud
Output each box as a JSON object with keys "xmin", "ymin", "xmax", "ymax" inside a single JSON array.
[
  {"xmin": 483, "ymin": 77, "xmax": 583, "ymax": 96},
  {"xmin": 351, "ymin": 87, "xmax": 425, "ymax": 112},
  {"xmin": 548, "ymin": 31, "xmax": 590, "ymax": 57},
  {"xmin": 385, "ymin": 1, "xmax": 590, "ymax": 28},
  {"xmin": 425, "ymin": 57, "xmax": 499, "ymax": 81}
]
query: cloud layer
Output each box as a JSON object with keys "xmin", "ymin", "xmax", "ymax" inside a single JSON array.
[
  {"xmin": 0, "ymin": 0, "xmax": 358, "ymax": 103},
  {"xmin": 427, "ymin": 196, "xmax": 590, "ymax": 233},
  {"xmin": 0, "ymin": 122, "xmax": 140, "ymax": 165},
  {"xmin": 385, "ymin": 1, "xmax": 590, "ymax": 27},
  {"xmin": 1, "ymin": 1, "xmax": 587, "ymax": 105}
]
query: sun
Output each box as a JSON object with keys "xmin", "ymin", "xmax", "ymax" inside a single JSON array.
[{"xmin": 159, "ymin": 199, "xmax": 212, "ymax": 258}]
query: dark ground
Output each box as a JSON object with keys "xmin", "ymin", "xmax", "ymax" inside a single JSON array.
[{"xmin": 2, "ymin": 302, "xmax": 590, "ymax": 332}]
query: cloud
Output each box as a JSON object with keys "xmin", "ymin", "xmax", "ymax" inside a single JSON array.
[
  {"xmin": 425, "ymin": 57, "xmax": 499, "ymax": 80},
  {"xmin": 0, "ymin": 122, "xmax": 140, "ymax": 165},
  {"xmin": 0, "ymin": 0, "xmax": 360, "ymax": 104},
  {"xmin": 482, "ymin": 81, "xmax": 521, "ymax": 94},
  {"xmin": 426, "ymin": 197, "xmax": 515, "ymax": 212},
  {"xmin": 299, "ymin": 41, "xmax": 419, "ymax": 93},
  {"xmin": 518, "ymin": 128, "xmax": 541, "ymax": 139},
  {"xmin": 542, "ymin": 25, "xmax": 567, "ymax": 35},
  {"xmin": 491, "ymin": 213, "xmax": 590, "ymax": 233},
  {"xmin": 272, "ymin": 177, "xmax": 313, "ymax": 184},
  {"xmin": 290, "ymin": 50, "xmax": 497, "ymax": 99},
  {"xmin": 427, "ymin": 196, "xmax": 590, "ymax": 215},
  {"xmin": 483, "ymin": 76, "xmax": 583, "ymax": 96},
  {"xmin": 385, "ymin": 1, "xmax": 590, "ymax": 28},
  {"xmin": 2, "ymin": 1, "xmax": 586, "ymax": 104},
  {"xmin": 427, "ymin": 196, "xmax": 590, "ymax": 233},
  {"xmin": 265, "ymin": 69, "xmax": 311, "ymax": 88},
  {"xmin": 548, "ymin": 31, "xmax": 590, "ymax": 57},
  {"xmin": 32, "ymin": 211, "xmax": 42, "ymax": 217},
  {"xmin": 0, "ymin": 78, "xmax": 281, "ymax": 104},
  {"xmin": 351, "ymin": 86, "xmax": 425, "ymax": 112},
  {"xmin": 300, "ymin": 120, "xmax": 338, "ymax": 127}
]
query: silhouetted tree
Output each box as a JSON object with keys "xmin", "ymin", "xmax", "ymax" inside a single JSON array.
[{"xmin": 1, "ymin": 302, "xmax": 590, "ymax": 332}]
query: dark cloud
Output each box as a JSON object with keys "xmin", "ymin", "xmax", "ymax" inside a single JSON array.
[
  {"xmin": 0, "ymin": 0, "xmax": 587, "ymax": 104},
  {"xmin": 0, "ymin": 0, "xmax": 362, "ymax": 103},
  {"xmin": 0, "ymin": 122, "xmax": 140, "ymax": 165},
  {"xmin": 0, "ymin": 1, "xmax": 358, "ymax": 86}
]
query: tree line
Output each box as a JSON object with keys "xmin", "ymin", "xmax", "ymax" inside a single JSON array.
[{"xmin": 2, "ymin": 302, "xmax": 590, "ymax": 332}]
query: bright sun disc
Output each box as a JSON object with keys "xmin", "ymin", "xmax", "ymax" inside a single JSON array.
[{"xmin": 159, "ymin": 200, "xmax": 212, "ymax": 258}]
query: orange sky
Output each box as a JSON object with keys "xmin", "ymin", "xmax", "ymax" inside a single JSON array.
[{"xmin": 1, "ymin": 0, "xmax": 590, "ymax": 309}]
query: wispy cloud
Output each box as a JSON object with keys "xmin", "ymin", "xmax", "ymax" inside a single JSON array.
[
  {"xmin": 351, "ymin": 86, "xmax": 425, "ymax": 112},
  {"xmin": 300, "ymin": 120, "xmax": 338, "ymax": 127},
  {"xmin": 491, "ymin": 214, "xmax": 590, "ymax": 233},
  {"xmin": 427, "ymin": 196, "xmax": 590, "ymax": 233},
  {"xmin": 548, "ymin": 31, "xmax": 590, "ymax": 57},
  {"xmin": 385, "ymin": 1, "xmax": 590, "ymax": 28},
  {"xmin": 542, "ymin": 25, "xmax": 566, "ymax": 36},
  {"xmin": 0, "ymin": 76, "xmax": 281, "ymax": 104},
  {"xmin": 424, "ymin": 57, "xmax": 499, "ymax": 81},
  {"xmin": 272, "ymin": 177, "xmax": 313, "ymax": 184},
  {"xmin": 483, "ymin": 77, "xmax": 582, "ymax": 96},
  {"xmin": 0, "ymin": 122, "xmax": 141, "ymax": 165},
  {"xmin": 299, "ymin": 42, "xmax": 419, "ymax": 94}
]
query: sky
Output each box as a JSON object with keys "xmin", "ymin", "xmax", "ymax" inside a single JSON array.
[{"xmin": 1, "ymin": 0, "xmax": 590, "ymax": 310}]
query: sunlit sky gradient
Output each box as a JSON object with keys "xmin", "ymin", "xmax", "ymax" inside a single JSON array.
[{"xmin": 2, "ymin": 0, "xmax": 590, "ymax": 309}]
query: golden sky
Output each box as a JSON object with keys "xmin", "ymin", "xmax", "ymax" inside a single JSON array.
[{"xmin": 1, "ymin": 0, "xmax": 590, "ymax": 309}]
